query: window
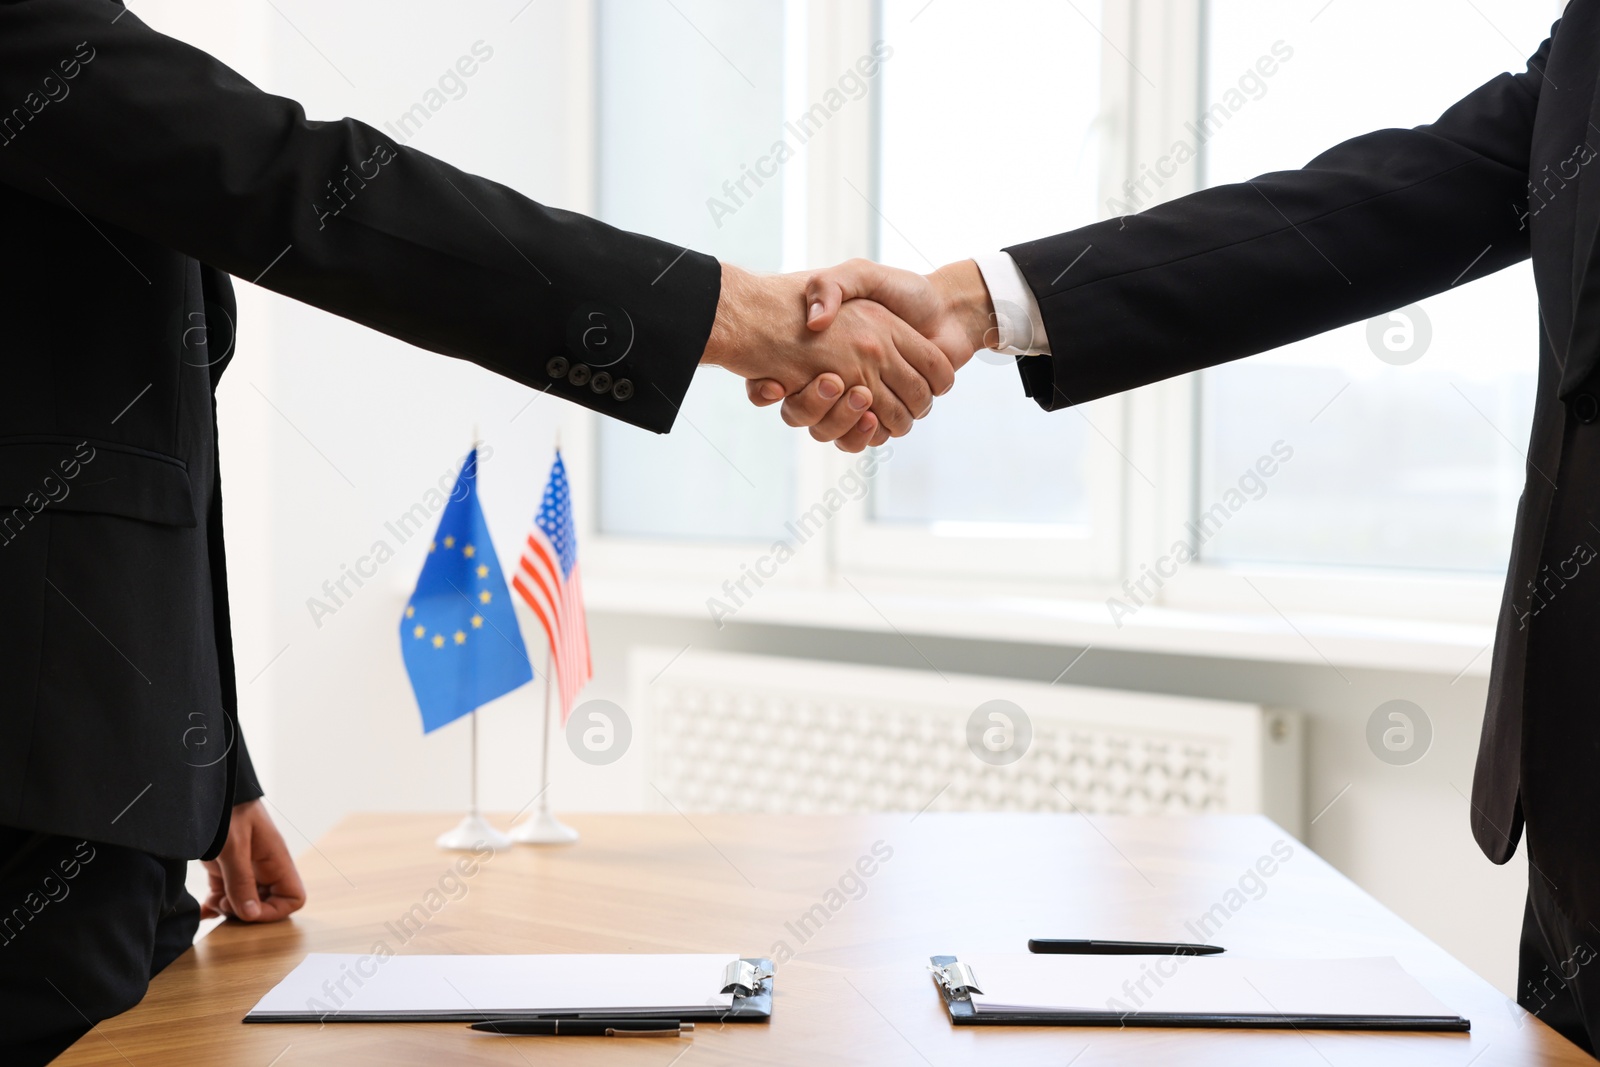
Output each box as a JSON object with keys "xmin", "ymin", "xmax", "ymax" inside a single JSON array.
[
  {"xmin": 1197, "ymin": 0, "xmax": 1555, "ymax": 574},
  {"xmin": 842, "ymin": 0, "xmax": 1121, "ymax": 580},
  {"xmin": 594, "ymin": 0, "xmax": 797, "ymax": 544},
  {"xmin": 587, "ymin": 0, "xmax": 1554, "ymax": 619},
  {"xmin": 592, "ymin": 0, "xmax": 1125, "ymax": 583}
]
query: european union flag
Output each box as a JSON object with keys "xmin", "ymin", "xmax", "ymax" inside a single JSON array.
[{"xmin": 400, "ymin": 448, "xmax": 533, "ymax": 732}]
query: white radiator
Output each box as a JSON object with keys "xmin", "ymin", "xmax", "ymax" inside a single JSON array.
[{"xmin": 631, "ymin": 648, "xmax": 1304, "ymax": 834}]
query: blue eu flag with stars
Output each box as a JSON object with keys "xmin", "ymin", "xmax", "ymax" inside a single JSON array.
[{"xmin": 400, "ymin": 447, "xmax": 533, "ymax": 732}]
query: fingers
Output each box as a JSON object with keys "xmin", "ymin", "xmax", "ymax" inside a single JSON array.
[
  {"xmin": 864, "ymin": 372, "xmax": 917, "ymax": 437},
  {"xmin": 831, "ymin": 410, "xmax": 880, "ymax": 453},
  {"xmin": 889, "ymin": 315, "xmax": 956, "ymax": 399},
  {"xmin": 803, "ymin": 385, "xmax": 875, "ymax": 442},
  {"xmin": 873, "ymin": 339, "xmax": 937, "ymax": 434},
  {"xmin": 809, "ymin": 302, "xmax": 926, "ymax": 438},
  {"xmin": 780, "ymin": 376, "xmax": 861, "ymax": 430},
  {"xmin": 199, "ymin": 859, "xmax": 226, "ymax": 919},
  {"xmin": 215, "ymin": 800, "xmax": 307, "ymax": 924},
  {"xmin": 746, "ymin": 379, "xmax": 786, "ymax": 406},
  {"xmin": 776, "ymin": 376, "xmax": 883, "ymax": 448},
  {"xmin": 217, "ymin": 830, "xmax": 262, "ymax": 922},
  {"xmin": 248, "ymin": 816, "xmax": 307, "ymax": 922},
  {"xmin": 780, "ymin": 375, "xmax": 847, "ymax": 426}
]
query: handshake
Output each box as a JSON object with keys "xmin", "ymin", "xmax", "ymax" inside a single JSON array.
[{"xmin": 700, "ymin": 257, "xmax": 1003, "ymax": 453}]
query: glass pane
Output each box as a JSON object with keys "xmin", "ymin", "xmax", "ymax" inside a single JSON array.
[
  {"xmin": 595, "ymin": 0, "xmax": 796, "ymax": 542},
  {"xmin": 598, "ymin": 368, "xmax": 800, "ymax": 541},
  {"xmin": 871, "ymin": 361, "xmax": 1092, "ymax": 532},
  {"xmin": 871, "ymin": 0, "xmax": 1104, "ymax": 531},
  {"xmin": 1198, "ymin": 0, "xmax": 1556, "ymax": 572}
]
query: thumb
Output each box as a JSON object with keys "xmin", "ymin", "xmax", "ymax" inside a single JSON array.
[
  {"xmin": 219, "ymin": 836, "xmax": 262, "ymax": 921},
  {"xmin": 746, "ymin": 379, "xmax": 786, "ymax": 406},
  {"xmin": 805, "ymin": 281, "xmax": 843, "ymax": 332},
  {"xmin": 804, "ymin": 258, "xmax": 882, "ymax": 332}
]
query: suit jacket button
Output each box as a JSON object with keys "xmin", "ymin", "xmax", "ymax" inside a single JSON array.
[
  {"xmin": 547, "ymin": 356, "xmax": 570, "ymax": 379},
  {"xmin": 612, "ymin": 378, "xmax": 634, "ymax": 401},
  {"xmin": 1576, "ymin": 392, "xmax": 1600, "ymax": 425},
  {"xmin": 568, "ymin": 363, "xmax": 592, "ymax": 387},
  {"xmin": 590, "ymin": 371, "xmax": 613, "ymax": 394}
]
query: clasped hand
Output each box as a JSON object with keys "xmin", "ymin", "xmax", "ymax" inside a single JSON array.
[{"xmin": 702, "ymin": 259, "xmax": 996, "ymax": 452}]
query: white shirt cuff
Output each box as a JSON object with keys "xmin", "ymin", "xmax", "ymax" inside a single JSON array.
[{"xmin": 972, "ymin": 251, "xmax": 1051, "ymax": 356}]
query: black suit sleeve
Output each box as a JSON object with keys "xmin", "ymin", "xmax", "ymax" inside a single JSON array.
[
  {"xmin": 232, "ymin": 728, "xmax": 262, "ymax": 805},
  {"xmin": 1006, "ymin": 28, "xmax": 1553, "ymax": 410},
  {"xmin": 0, "ymin": 0, "xmax": 718, "ymax": 433}
]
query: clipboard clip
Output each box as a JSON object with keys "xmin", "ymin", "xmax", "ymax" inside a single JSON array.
[
  {"xmin": 928, "ymin": 961, "xmax": 983, "ymax": 999},
  {"xmin": 721, "ymin": 959, "xmax": 774, "ymax": 997}
]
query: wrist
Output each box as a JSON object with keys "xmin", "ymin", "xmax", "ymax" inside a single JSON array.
[
  {"xmin": 931, "ymin": 259, "xmax": 994, "ymax": 356},
  {"xmin": 703, "ymin": 263, "xmax": 803, "ymax": 375}
]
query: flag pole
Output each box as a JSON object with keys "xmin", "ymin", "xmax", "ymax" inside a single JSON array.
[
  {"xmin": 539, "ymin": 649, "xmax": 553, "ymax": 816},
  {"xmin": 473, "ymin": 426, "xmax": 482, "ymax": 822},
  {"xmin": 436, "ymin": 428, "xmax": 511, "ymax": 852},
  {"xmin": 512, "ymin": 645, "xmax": 579, "ymax": 844}
]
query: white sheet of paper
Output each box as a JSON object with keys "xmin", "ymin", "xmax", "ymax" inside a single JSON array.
[
  {"xmin": 248, "ymin": 953, "xmax": 739, "ymax": 1019},
  {"xmin": 961, "ymin": 954, "xmax": 1457, "ymax": 1019}
]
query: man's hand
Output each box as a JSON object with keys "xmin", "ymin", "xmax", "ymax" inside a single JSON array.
[
  {"xmin": 200, "ymin": 799, "xmax": 307, "ymax": 923},
  {"xmin": 807, "ymin": 258, "xmax": 993, "ymax": 366},
  {"xmin": 703, "ymin": 263, "xmax": 955, "ymax": 442},
  {"xmin": 749, "ymin": 259, "xmax": 996, "ymax": 452}
]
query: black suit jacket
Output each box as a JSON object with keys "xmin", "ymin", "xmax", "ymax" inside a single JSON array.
[
  {"xmin": 0, "ymin": 0, "xmax": 720, "ymax": 859},
  {"xmin": 1005, "ymin": 14, "xmax": 1600, "ymax": 912}
]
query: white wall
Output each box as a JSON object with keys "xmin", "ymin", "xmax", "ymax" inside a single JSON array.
[{"xmin": 128, "ymin": 0, "xmax": 1526, "ymax": 999}]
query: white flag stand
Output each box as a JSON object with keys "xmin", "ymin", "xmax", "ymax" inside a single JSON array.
[
  {"xmin": 512, "ymin": 650, "xmax": 579, "ymax": 845},
  {"xmin": 436, "ymin": 711, "xmax": 511, "ymax": 851}
]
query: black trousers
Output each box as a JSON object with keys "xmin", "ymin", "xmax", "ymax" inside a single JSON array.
[
  {"xmin": 1520, "ymin": 874, "xmax": 1600, "ymax": 1057},
  {"xmin": 0, "ymin": 827, "xmax": 197, "ymax": 1066}
]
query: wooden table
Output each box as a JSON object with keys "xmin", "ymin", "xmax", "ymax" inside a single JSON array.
[{"xmin": 57, "ymin": 812, "xmax": 1586, "ymax": 1065}]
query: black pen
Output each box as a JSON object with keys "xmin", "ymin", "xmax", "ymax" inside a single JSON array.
[
  {"xmin": 1028, "ymin": 939, "xmax": 1225, "ymax": 956},
  {"xmin": 469, "ymin": 1018, "xmax": 694, "ymax": 1037}
]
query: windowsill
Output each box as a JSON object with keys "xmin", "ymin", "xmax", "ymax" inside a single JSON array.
[{"xmin": 583, "ymin": 579, "xmax": 1496, "ymax": 680}]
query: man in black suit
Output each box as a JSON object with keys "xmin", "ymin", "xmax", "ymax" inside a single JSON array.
[
  {"xmin": 785, "ymin": 9, "xmax": 1600, "ymax": 1055},
  {"xmin": 0, "ymin": 2, "xmax": 950, "ymax": 1062}
]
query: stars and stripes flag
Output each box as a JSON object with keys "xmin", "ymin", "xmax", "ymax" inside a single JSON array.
[{"xmin": 512, "ymin": 450, "xmax": 591, "ymax": 723}]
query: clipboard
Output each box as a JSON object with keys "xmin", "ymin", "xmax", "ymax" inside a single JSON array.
[
  {"xmin": 929, "ymin": 955, "xmax": 1470, "ymax": 1032},
  {"xmin": 243, "ymin": 955, "xmax": 774, "ymax": 1024}
]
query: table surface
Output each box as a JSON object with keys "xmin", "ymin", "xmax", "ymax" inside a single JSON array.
[{"xmin": 56, "ymin": 811, "xmax": 1586, "ymax": 1065}]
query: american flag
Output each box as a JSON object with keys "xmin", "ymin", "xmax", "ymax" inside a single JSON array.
[{"xmin": 511, "ymin": 451, "xmax": 591, "ymax": 723}]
